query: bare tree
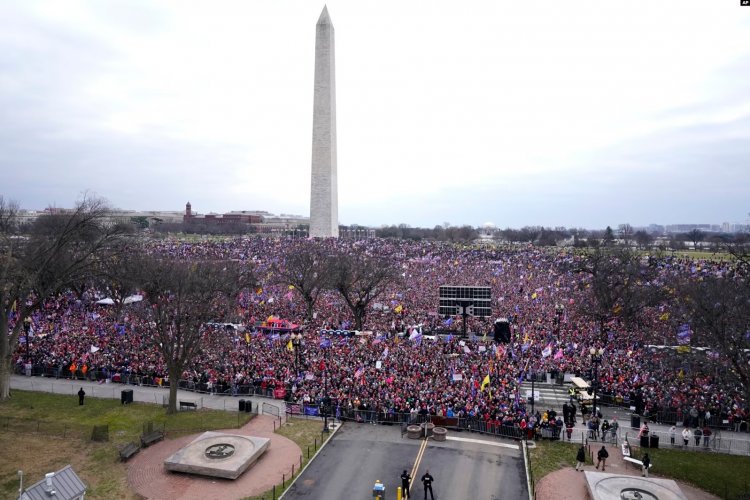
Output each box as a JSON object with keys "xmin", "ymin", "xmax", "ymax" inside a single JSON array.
[
  {"xmin": 272, "ymin": 244, "xmax": 330, "ymax": 322},
  {"xmin": 634, "ymin": 230, "xmax": 654, "ymax": 250},
  {"xmin": 679, "ymin": 267, "xmax": 750, "ymax": 405},
  {"xmin": 0, "ymin": 195, "xmax": 127, "ymax": 400},
  {"xmin": 330, "ymin": 250, "xmax": 400, "ymax": 330},
  {"xmin": 568, "ymin": 246, "xmax": 664, "ymax": 342},
  {"xmin": 130, "ymin": 255, "xmax": 252, "ymax": 413},
  {"xmin": 684, "ymin": 229, "xmax": 705, "ymax": 251}
]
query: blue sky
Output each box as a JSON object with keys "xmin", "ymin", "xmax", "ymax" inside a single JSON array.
[{"xmin": 1, "ymin": 1, "xmax": 749, "ymax": 229}]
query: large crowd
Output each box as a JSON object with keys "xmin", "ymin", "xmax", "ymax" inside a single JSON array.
[{"xmin": 10, "ymin": 237, "xmax": 749, "ymax": 432}]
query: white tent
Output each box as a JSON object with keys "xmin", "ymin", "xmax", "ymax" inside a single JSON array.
[
  {"xmin": 123, "ymin": 295, "xmax": 143, "ymax": 304},
  {"xmin": 95, "ymin": 298, "xmax": 115, "ymax": 305}
]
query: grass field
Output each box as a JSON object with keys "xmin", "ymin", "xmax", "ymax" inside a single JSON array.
[
  {"xmin": 0, "ymin": 390, "xmax": 252, "ymax": 499},
  {"xmin": 530, "ymin": 440, "xmax": 750, "ymax": 500}
]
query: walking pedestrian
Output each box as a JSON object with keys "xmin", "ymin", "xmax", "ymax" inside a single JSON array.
[
  {"xmin": 78, "ymin": 387, "xmax": 85, "ymax": 406},
  {"xmin": 595, "ymin": 445, "xmax": 609, "ymax": 471},
  {"xmin": 575, "ymin": 446, "xmax": 586, "ymax": 471},
  {"xmin": 642, "ymin": 453, "xmax": 651, "ymax": 478},
  {"xmin": 694, "ymin": 427, "xmax": 702, "ymax": 446},
  {"xmin": 421, "ymin": 469, "xmax": 434, "ymax": 500},
  {"xmin": 401, "ymin": 470, "xmax": 411, "ymax": 499}
]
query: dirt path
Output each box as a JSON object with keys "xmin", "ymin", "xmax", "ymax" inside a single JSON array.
[{"xmin": 127, "ymin": 415, "xmax": 301, "ymax": 500}]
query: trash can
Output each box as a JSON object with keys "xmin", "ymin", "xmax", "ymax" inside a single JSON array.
[
  {"xmin": 239, "ymin": 399, "xmax": 246, "ymax": 412},
  {"xmin": 640, "ymin": 435, "xmax": 650, "ymax": 448},
  {"xmin": 245, "ymin": 400, "xmax": 252, "ymax": 413},
  {"xmin": 650, "ymin": 434, "xmax": 659, "ymax": 449},
  {"xmin": 556, "ymin": 373, "xmax": 565, "ymax": 385},
  {"xmin": 121, "ymin": 389, "xmax": 133, "ymax": 405},
  {"xmin": 631, "ymin": 414, "xmax": 641, "ymax": 429}
]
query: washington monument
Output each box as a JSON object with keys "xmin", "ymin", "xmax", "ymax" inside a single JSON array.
[{"xmin": 309, "ymin": 5, "xmax": 339, "ymax": 238}]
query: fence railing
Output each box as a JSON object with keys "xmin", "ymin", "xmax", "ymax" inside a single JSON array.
[
  {"xmin": 285, "ymin": 404, "xmax": 527, "ymax": 441},
  {"xmin": 14, "ymin": 365, "xmax": 283, "ymax": 399},
  {"xmin": 623, "ymin": 428, "xmax": 750, "ymax": 456}
]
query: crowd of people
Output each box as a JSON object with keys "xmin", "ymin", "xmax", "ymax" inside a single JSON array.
[{"xmin": 10, "ymin": 237, "xmax": 749, "ymax": 435}]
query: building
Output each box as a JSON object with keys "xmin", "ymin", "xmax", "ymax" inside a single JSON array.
[
  {"xmin": 183, "ymin": 202, "xmax": 309, "ymax": 233},
  {"xmin": 21, "ymin": 465, "xmax": 87, "ymax": 500}
]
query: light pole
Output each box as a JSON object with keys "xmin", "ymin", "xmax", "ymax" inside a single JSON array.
[
  {"xmin": 321, "ymin": 339, "xmax": 330, "ymax": 433},
  {"xmin": 291, "ymin": 332, "xmax": 302, "ymax": 375},
  {"xmin": 589, "ymin": 347, "xmax": 604, "ymax": 423}
]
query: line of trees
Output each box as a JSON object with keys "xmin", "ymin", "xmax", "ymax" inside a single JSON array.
[{"xmin": 2, "ymin": 193, "xmax": 748, "ymax": 410}]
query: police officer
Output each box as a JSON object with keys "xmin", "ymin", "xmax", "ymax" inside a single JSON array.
[
  {"xmin": 421, "ymin": 469, "xmax": 434, "ymax": 500},
  {"xmin": 401, "ymin": 469, "xmax": 411, "ymax": 498}
]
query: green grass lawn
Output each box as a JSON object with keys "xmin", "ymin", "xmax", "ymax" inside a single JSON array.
[
  {"xmin": 645, "ymin": 447, "xmax": 750, "ymax": 500},
  {"xmin": 529, "ymin": 440, "xmax": 590, "ymax": 487},
  {"xmin": 530, "ymin": 440, "xmax": 750, "ymax": 500},
  {"xmin": 0, "ymin": 390, "xmax": 252, "ymax": 499}
]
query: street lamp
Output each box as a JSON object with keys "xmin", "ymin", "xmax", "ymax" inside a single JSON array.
[
  {"xmin": 589, "ymin": 347, "xmax": 604, "ymax": 423},
  {"xmin": 291, "ymin": 332, "xmax": 303, "ymax": 375},
  {"xmin": 320, "ymin": 339, "xmax": 331, "ymax": 433},
  {"xmin": 553, "ymin": 304, "xmax": 564, "ymax": 337}
]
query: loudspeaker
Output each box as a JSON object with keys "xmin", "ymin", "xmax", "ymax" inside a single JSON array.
[{"xmin": 494, "ymin": 319, "xmax": 511, "ymax": 343}]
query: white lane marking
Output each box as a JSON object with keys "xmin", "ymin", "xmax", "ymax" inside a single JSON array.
[{"xmin": 445, "ymin": 436, "xmax": 523, "ymax": 449}]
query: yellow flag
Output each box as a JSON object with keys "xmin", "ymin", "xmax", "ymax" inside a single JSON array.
[
  {"xmin": 394, "ymin": 305, "xmax": 403, "ymax": 313},
  {"xmin": 245, "ymin": 332, "xmax": 251, "ymax": 344},
  {"xmin": 481, "ymin": 374, "xmax": 490, "ymax": 391},
  {"xmin": 286, "ymin": 340, "xmax": 294, "ymax": 352}
]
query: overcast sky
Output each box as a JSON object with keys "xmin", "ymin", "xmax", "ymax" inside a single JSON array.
[{"xmin": 1, "ymin": 1, "xmax": 749, "ymax": 229}]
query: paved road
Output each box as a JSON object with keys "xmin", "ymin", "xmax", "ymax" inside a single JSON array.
[
  {"xmin": 283, "ymin": 424, "xmax": 527, "ymax": 500},
  {"xmin": 9, "ymin": 374, "xmax": 287, "ymax": 416}
]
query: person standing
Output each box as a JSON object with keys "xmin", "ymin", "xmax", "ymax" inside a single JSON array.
[
  {"xmin": 575, "ymin": 446, "xmax": 586, "ymax": 471},
  {"xmin": 642, "ymin": 453, "xmax": 651, "ymax": 478},
  {"xmin": 401, "ymin": 470, "xmax": 411, "ymax": 499},
  {"xmin": 595, "ymin": 445, "xmax": 609, "ymax": 471},
  {"xmin": 702, "ymin": 425, "xmax": 712, "ymax": 447},
  {"xmin": 78, "ymin": 387, "xmax": 85, "ymax": 406},
  {"xmin": 421, "ymin": 470, "xmax": 434, "ymax": 500},
  {"xmin": 694, "ymin": 427, "xmax": 702, "ymax": 446},
  {"xmin": 669, "ymin": 425, "xmax": 676, "ymax": 446},
  {"xmin": 682, "ymin": 427, "xmax": 691, "ymax": 447}
]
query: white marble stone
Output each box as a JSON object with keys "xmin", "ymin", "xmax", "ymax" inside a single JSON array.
[
  {"xmin": 309, "ymin": 5, "xmax": 339, "ymax": 238},
  {"xmin": 584, "ymin": 471, "xmax": 688, "ymax": 500},
  {"xmin": 164, "ymin": 431, "xmax": 270, "ymax": 480}
]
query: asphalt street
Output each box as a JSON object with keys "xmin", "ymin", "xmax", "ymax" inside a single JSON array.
[{"xmin": 283, "ymin": 423, "xmax": 527, "ymax": 500}]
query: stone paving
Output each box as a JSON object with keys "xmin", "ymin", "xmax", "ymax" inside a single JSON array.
[{"xmin": 127, "ymin": 415, "xmax": 301, "ymax": 500}]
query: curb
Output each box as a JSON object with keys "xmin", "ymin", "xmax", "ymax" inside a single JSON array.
[{"xmin": 278, "ymin": 419, "xmax": 343, "ymax": 499}]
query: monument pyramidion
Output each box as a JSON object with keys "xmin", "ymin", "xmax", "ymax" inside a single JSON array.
[{"xmin": 309, "ymin": 5, "xmax": 339, "ymax": 238}]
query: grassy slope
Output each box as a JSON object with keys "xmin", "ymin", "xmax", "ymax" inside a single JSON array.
[{"xmin": 0, "ymin": 390, "xmax": 251, "ymax": 499}]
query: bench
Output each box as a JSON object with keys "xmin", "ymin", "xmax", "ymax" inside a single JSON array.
[
  {"xmin": 179, "ymin": 401, "xmax": 197, "ymax": 411},
  {"xmin": 623, "ymin": 456, "xmax": 653, "ymax": 470},
  {"xmin": 140, "ymin": 430, "xmax": 164, "ymax": 447},
  {"xmin": 119, "ymin": 442, "xmax": 140, "ymax": 462}
]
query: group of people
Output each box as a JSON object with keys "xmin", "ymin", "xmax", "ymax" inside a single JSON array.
[{"xmin": 9, "ymin": 237, "xmax": 749, "ymax": 438}]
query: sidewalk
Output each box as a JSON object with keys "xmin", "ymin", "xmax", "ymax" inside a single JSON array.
[{"xmin": 10, "ymin": 374, "xmax": 286, "ymax": 417}]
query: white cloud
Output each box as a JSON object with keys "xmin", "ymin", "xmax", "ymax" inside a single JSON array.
[{"xmin": 1, "ymin": 0, "xmax": 749, "ymax": 228}]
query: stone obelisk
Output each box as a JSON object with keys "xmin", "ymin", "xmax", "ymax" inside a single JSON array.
[{"xmin": 309, "ymin": 5, "xmax": 339, "ymax": 238}]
